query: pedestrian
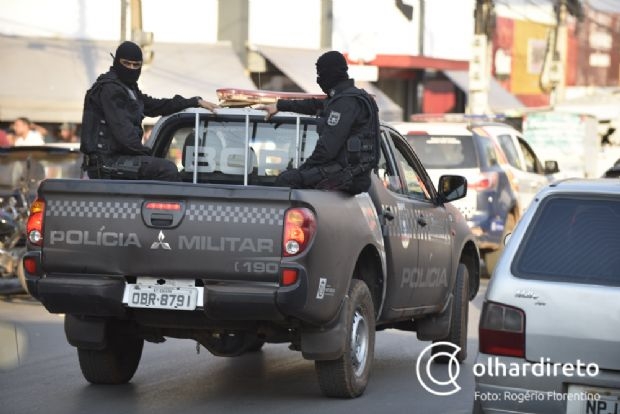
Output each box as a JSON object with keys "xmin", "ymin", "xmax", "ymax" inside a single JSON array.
[
  {"xmin": 80, "ymin": 40, "xmax": 219, "ymax": 180},
  {"xmin": 11, "ymin": 117, "xmax": 45, "ymax": 146},
  {"xmin": 0, "ymin": 129, "xmax": 10, "ymax": 147},
  {"xmin": 56, "ymin": 122, "xmax": 79, "ymax": 143},
  {"xmin": 258, "ymin": 51, "xmax": 380, "ymax": 195}
]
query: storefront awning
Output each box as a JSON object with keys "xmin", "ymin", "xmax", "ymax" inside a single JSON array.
[
  {"xmin": 0, "ymin": 35, "xmax": 255, "ymax": 123},
  {"xmin": 442, "ymin": 70, "xmax": 524, "ymax": 112},
  {"xmin": 254, "ymin": 45, "xmax": 403, "ymax": 122}
]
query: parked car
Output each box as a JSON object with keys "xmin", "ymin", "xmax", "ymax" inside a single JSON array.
[
  {"xmin": 473, "ymin": 178, "xmax": 620, "ymax": 414},
  {"xmin": 391, "ymin": 119, "xmax": 558, "ymax": 276},
  {"xmin": 0, "ymin": 143, "xmax": 83, "ymax": 293},
  {"xmin": 478, "ymin": 123, "xmax": 559, "ymax": 216},
  {"xmin": 391, "ymin": 121, "xmax": 517, "ymax": 276}
]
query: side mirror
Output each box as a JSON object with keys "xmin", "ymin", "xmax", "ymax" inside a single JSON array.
[
  {"xmin": 438, "ymin": 175, "xmax": 467, "ymax": 203},
  {"xmin": 544, "ymin": 160, "xmax": 559, "ymax": 174}
]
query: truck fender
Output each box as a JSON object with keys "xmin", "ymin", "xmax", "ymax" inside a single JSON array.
[{"xmin": 300, "ymin": 296, "xmax": 349, "ymax": 360}]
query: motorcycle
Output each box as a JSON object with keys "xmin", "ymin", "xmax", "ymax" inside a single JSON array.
[
  {"xmin": 0, "ymin": 180, "xmax": 30, "ymax": 293},
  {"xmin": 0, "ymin": 145, "xmax": 84, "ymax": 294}
]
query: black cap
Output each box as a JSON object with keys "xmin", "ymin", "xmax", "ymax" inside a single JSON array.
[{"xmin": 114, "ymin": 41, "xmax": 143, "ymax": 63}]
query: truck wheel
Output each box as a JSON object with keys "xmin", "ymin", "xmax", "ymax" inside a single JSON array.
[
  {"xmin": 315, "ymin": 279, "xmax": 375, "ymax": 398},
  {"xmin": 432, "ymin": 263, "xmax": 469, "ymax": 363},
  {"xmin": 77, "ymin": 334, "xmax": 144, "ymax": 384},
  {"xmin": 244, "ymin": 337, "xmax": 265, "ymax": 352}
]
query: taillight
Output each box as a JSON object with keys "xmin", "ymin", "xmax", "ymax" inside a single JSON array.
[
  {"xmin": 479, "ymin": 301, "xmax": 525, "ymax": 358},
  {"xmin": 280, "ymin": 268, "xmax": 299, "ymax": 286},
  {"xmin": 23, "ymin": 256, "xmax": 38, "ymax": 275},
  {"xmin": 468, "ymin": 172, "xmax": 499, "ymax": 191},
  {"xmin": 26, "ymin": 198, "xmax": 45, "ymax": 246},
  {"xmin": 282, "ymin": 208, "xmax": 316, "ymax": 256},
  {"xmin": 145, "ymin": 201, "xmax": 182, "ymax": 211}
]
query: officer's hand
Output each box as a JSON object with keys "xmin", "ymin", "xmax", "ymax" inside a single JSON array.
[
  {"xmin": 198, "ymin": 99, "xmax": 220, "ymax": 112},
  {"xmin": 254, "ymin": 104, "xmax": 278, "ymax": 121}
]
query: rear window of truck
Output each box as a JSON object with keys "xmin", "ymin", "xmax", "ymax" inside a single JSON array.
[{"xmin": 164, "ymin": 117, "xmax": 319, "ymax": 185}]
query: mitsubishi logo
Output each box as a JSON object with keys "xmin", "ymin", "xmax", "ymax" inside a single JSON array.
[{"xmin": 150, "ymin": 231, "xmax": 171, "ymax": 250}]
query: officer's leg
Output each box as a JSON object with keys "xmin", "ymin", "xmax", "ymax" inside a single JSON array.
[
  {"xmin": 138, "ymin": 157, "xmax": 180, "ymax": 181},
  {"xmin": 275, "ymin": 169, "xmax": 303, "ymax": 188}
]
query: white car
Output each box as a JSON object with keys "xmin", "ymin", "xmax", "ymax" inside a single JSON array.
[
  {"xmin": 391, "ymin": 120, "xmax": 558, "ymax": 276},
  {"xmin": 473, "ymin": 178, "xmax": 620, "ymax": 414}
]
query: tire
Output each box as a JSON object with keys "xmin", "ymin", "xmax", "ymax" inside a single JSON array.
[
  {"xmin": 244, "ymin": 336, "xmax": 265, "ymax": 352},
  {"xmin": 483, "ymin": 212, "xmax": 516, "ymax": 277},
  {"xmin": 432, "ymin": 263, "xmax": 469, "ymax": 363},
  {"xmin": 315, "ymin": 279, "xmax": 376, "ymax": 398},
  {"xmin": 77, "ymin": 334, "xmax": 144, "ymax": 384}
]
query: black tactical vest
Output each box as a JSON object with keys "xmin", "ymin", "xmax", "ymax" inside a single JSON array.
[{"xmin": 330, "ymin": 87, "xmax": 380, "ymax": 174}]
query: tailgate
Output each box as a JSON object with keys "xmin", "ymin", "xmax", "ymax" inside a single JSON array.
[
  {"xmin": 522, "ymin": 280, "xmax": 620, "ymax": 371},
  {"xmin": 39, "ymin": 179, "xmax": 290, "ymax": 283}
]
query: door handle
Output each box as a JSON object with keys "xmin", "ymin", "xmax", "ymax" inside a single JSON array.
[
  {"xmin": 382, "ymin": 208, "xmax": 395, "ymax": 221},
  {"xmin": 150, "ymin": 213, "xmax": 173, "ymax": 227}
]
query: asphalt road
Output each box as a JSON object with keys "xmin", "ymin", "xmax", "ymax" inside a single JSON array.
[{"xmin": 0, "ymin": 281, "xmax": 487, "ymax": 414}]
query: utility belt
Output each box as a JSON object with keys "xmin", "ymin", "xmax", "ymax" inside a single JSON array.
[{"xmin": 82, "ymin": 153, "xmax": 141, "ymax": 180}]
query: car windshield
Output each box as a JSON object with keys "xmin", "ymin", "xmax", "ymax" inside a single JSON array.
[
  {"xmin": 513, "ymin": 195, "xmax": 620, "ymax": 287},
  {"xmin": 405, "ymin": 134, "xmax": 477, "ymax": 169}
]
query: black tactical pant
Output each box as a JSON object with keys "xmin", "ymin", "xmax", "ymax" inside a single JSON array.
[
  {"xmin": 86, "ymin": 155, "xmax": 180, "ymax": 181},
  {"xmin": 275, "ymin": 166, "xmax": 371, "ymax": 195}
]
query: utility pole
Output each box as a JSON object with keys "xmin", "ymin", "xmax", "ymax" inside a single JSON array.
[
  {"xmin": 120, "ymin": 0, "xmax": 128, "ymax": 41},
  {"xmin": 120, "ymin": 0, "xmax": 154, "ymax": 64},
  {"xmin": 469, "ymin": 0, "xmax": 494, "ymax": 114},
  {"xmin": 550, "ymin": 0, "xmax": 568, "ymax": 105}
]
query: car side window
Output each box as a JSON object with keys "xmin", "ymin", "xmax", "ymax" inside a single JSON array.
[
  {"xmin": 517, "ymin": 137, "xmax": 542, "ymax": 174},
  {"xmin": 477, "ymin": 136, "xmax": 500, "ymax": 167},
  {"xmin": 376, "ymin": 132, "xmax": 402, "ymax": 193},
  {"xmin": 388, "ymin": 132, "xmax": 431, "ymax": 201},
  {"xmin": 497, "ymin": 134, "xmax": 522, "ymax": 170}
]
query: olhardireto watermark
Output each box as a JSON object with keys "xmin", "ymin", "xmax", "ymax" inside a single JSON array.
[
  {"xmin": 415, "ymin": 343, "xmax": 601, "ymax": 399},
  {"xmin": 473, "ymin": 356, "xmax": 599, "ymax": 378}
]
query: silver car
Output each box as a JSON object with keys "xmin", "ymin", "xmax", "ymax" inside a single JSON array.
[{"xmin": 473, "ymin": 179, "xmax": 620, "ymax": 414}]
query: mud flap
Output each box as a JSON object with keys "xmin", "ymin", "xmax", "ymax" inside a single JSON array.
[
  {"xmin": 415, "ymin": 294, "xmax": 453, "ymax": 341},
  {"xmin": 300, "ymin": 297, "xmax": 349, "ymax": 360},
  {"xmin": 64, "ymin": 314, "xmax": 108, "ymax": 350}
]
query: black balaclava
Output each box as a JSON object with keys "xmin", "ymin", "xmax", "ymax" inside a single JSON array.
[
  {"xmin": 112, "ymin": 41, "xmax": 143, "ymax": 85},
  {"xmin": 315, "ymin": 51, "xmax": 349, "ymax": 94}
]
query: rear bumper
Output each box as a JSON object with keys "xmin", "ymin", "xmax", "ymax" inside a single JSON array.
[{"xmin": 26, "ymin": 257, "xmax": 311, "ymax": 324}]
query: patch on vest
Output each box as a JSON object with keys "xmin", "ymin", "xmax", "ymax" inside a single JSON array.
[{"xmin": 327, "ymin": 111, "xmax": 341, "ymax": 126}]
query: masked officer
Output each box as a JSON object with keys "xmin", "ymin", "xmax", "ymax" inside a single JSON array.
[
  {"xmin": 258, "ymin": 51, "xmax": 380, "ymax": 195},
  {"xmin": 80, "ymin": 41, "xmax": 219, "ymax": 180}
]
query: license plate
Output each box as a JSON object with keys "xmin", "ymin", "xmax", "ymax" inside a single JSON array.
[
  {"xmin": 566, "ymin": 385, "xmax": 620, "ymax": 414},
  {"xmin": 124, "ymin": 284, "xmax": 198, "ymax": 311}
]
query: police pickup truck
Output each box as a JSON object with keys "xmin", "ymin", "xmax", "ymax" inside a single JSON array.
[{"xmin": 23, "ymin": 89, "xmax": 480, "ymax": 398}]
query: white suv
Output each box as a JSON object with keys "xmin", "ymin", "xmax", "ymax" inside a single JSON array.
[{"xmin": 391, "ymin": 120, "xmax": 558, "ymax": 276}]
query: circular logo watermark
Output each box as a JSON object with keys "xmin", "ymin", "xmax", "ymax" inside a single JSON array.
[{"xmin": 415, "ymin": 342, "xmax": 462, "ymax": 396}]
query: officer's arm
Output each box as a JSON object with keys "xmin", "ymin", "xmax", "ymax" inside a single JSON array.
[
  {"xmin": 277, "ymin": 98, "xmax": 324, "ymax": 116},
  {"xmin": 140, "ymin": 91, "xmax": 202, "ymax": 117},
  {"xmin": 304, "ymin": 97, "xmax": 360, "ymax": 166},
  {"xmin": 99, "ymin": 85, "xmax": 150, "ymax": 155}
]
